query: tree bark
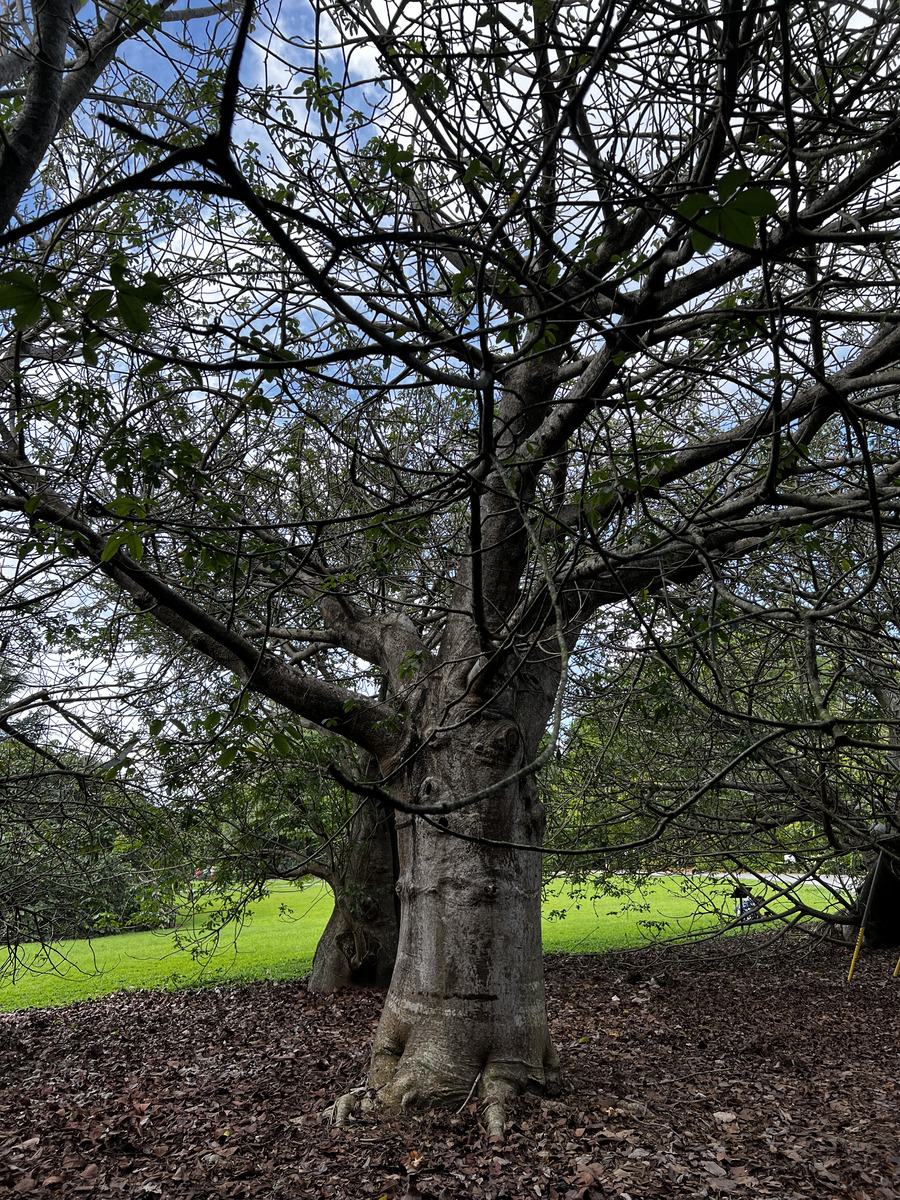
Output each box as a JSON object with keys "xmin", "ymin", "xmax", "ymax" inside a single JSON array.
[
  {"xmin": 308, "ymin": 798, "xmax": 399, "ymax": 992},
  {"xmin": 368, "ymin": 713, "xmax": 559, "ymax": 1113}
]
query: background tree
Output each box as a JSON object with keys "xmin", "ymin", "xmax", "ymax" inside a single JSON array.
[
  {"xmin": 4, "ymin": 0, "xmax": 900, "ymax": 1128},
  {"xmin": 0, "ymin": 0, "xmax": 398, "ymax": 990},
  {"xmin": 550, "ymin": 511, "xmax": 900, "ymax": 944},
  {"xmin": 157, "ymin": 709, "xmax": 400, "ymax": 989},
  {"xmin": 0, "ymin": 681, "xmax": 185, "ymax": 966}
]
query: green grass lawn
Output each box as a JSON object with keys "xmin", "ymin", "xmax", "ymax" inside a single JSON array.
[
  {"xmin": 0, "ymin": 874, "xmax": 843, "ymax": 1012},
  {"xmin": 540, "ymin": 872, "xmax": 837, "ymax": 951},
  {"xmin": 0, "ymin": 882, "xmax": 334, "ymax": 1013}
]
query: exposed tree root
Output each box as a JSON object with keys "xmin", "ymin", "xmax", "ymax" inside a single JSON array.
[
  {"xmin": 326, "ymin": 1058, "xmax": 539, "ymax": 1141},
  {"xmin": 325, "ymin": 1088, "xmax": 364, "ymax": 1125},
  {"xmin": 327, "ymin": 1080, "xmax": 513, "ymax": 1139},
  {"xmin": 481, "ymin": 1078, "xmax": 515, "ymax": 1142},
  {"xmin": 456, "ymin": 1071, "xmax": 482, "ymax": 1114}
]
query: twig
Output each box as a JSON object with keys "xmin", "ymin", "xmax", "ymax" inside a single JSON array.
[{"xmin": 456, "ymin": 1070, "xmax": 482, "ymax": 1114}]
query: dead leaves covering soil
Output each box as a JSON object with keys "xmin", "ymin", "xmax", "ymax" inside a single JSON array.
[{"xmin": 1, "ymin": 938, "xmax": 899, "ymax": 1200}]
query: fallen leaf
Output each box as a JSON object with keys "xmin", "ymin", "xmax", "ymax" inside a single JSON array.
[{"xmin": 702, "ymin": 1161, "xmax": 727, "ymax": 1177}]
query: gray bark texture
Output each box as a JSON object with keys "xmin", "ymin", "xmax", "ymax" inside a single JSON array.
[
  {"xmin": 0, "ymin": 0, "xmax": 76, "ymax": 231},
  {"xmin": 367, "ymin": 710, "xmax": 560, "ymax": 1112}
]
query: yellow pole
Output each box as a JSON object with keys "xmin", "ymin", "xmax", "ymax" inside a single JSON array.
[
  {"xmin": 847, "ymin": 926, "xmax": 865, "ymax": 982},
  {"xmin": 847, "ymin": 849, "xmax": 884, "ymax": 983},
  {"xmin": 893, "ymin": 955, "xmax": 900, "ymax": 979}
]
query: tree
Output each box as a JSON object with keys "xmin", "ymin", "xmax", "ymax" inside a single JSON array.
[
  {"xmin": 551, "ymin": 510, "xmax": 900, "ymax": 943},
  {"xmin": 0, "ymin": 686, "xmax": 185, "ymax": 965},
  {"xmin": 4, "ymin": 0, "xmax": 900, "ymax": 1126},
  {"xmin": 160, "ymin": 713, "xmax": 400, "ymax": 990}
]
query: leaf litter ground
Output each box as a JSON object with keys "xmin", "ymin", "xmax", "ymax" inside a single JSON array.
[{"xmin": 1, "ymin": 937, "xmax": 898, "ymax": 1199}]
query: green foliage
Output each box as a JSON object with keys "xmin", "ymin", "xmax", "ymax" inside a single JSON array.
[
  {"xmin": 678, "ymin": 171, "xmax": 778, "ymax": 252},
  {"xmin": 298, "ymin": 64, "xmax": 342, "ymax": 123},
  {"xmin": 0, "ymin": 269, "xmax": 51, "ymax": 328},
  {"xmin": 1, "ymin": 793, "xmax": 181, "ymax": 944},
  {"xmin": 374, "ymin": 138, "xmax": 415, "ymax": 185},
  {"xmin": 0, "ymin": 255, "xmax": 166, "ymax": 345}
]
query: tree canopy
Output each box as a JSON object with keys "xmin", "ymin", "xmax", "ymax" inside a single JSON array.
[{"xmin": 3, "ymin": 0, "xmax": 900, "ymax": 1121}]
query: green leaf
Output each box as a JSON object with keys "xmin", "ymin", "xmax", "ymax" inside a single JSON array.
[
  {"xmin": 138, "ymin": 272, "xmax": 166, "ymax": 303},
  {"xmin": 11, "ymin": 294, "xmax": 43, "ymax": 329},
  {"xmin": 677, "ymin": 193, "xmax": 715, "ymax": 219},
  {"xmin": 719, "ymin": 208, "xmax": 757, "ymax": 247},
  {"xmin": 450, "ymin": 269, "xmax": 472, "ymax": 297},
  {"xmin": 100, "ymin": 531, "xmax": 127, "ymax": 562},
  {"xmin": 82, "ymin": 334, "xmax": 100, "ymax": 367},
  {"xmin": 238, "ymin": 713, "xmax": 260, "ymax": 735},
  {"xmin": 716, "ymin": 167, "xmax": 752, "ymax": 201},
  {"xmin": 107, "ymin": 496, "xmax": 146, "ymax": 518},
  {"xmin": 272, "ymin": 731, "xmax": 294, "ymax": 757},
  {"xmin": 728, "ymin": 187, "xmax": 778, "ymax": 217},
  {"xmin": 691, "ymin": 212, "xmax": 719, "ymax": 253},
  {"xmin": 116, "ymin": 291, "xmax": 151, "ymax": 335},
  {"xmin": 0, "ymin": 273, "xmax": 40, "ymax": 309},
  {"xmin": 109, "ymin": 254, "xmax": 129, "ymax": 289},
  {"xmin": 123, "ymin": 530, "xmax": 144, "ymax": 560},
  {"xmin": 217, "ymin": 746, "xmax": 238, "ymax": 768},
  {"xmin": 462, "ymin": 160, "xmax": 488, "ymax": 184},
  {"xmin": 85, "ymin": 289, "xmax": 114, "ymax": 320},
  {"xmin": 148, "ymin": 718, "xmax": 165, "ymax": 736}
]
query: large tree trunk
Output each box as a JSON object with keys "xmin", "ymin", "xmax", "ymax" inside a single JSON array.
[
  {"xmin": 368, "ymin": 714, "xmax": 559, "ymax": 1118},
  {"xmin": 308, "ymin": 798, "xmax": 399, "ymax": 992},
  {"xmin": 859, "ymin": 841, "xmax": 900, "ymax": 948}
]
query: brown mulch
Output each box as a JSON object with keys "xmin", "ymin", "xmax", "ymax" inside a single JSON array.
[{"xmin": 1, "ymin": 937, "xmax": 899, "ymax": 1199}]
